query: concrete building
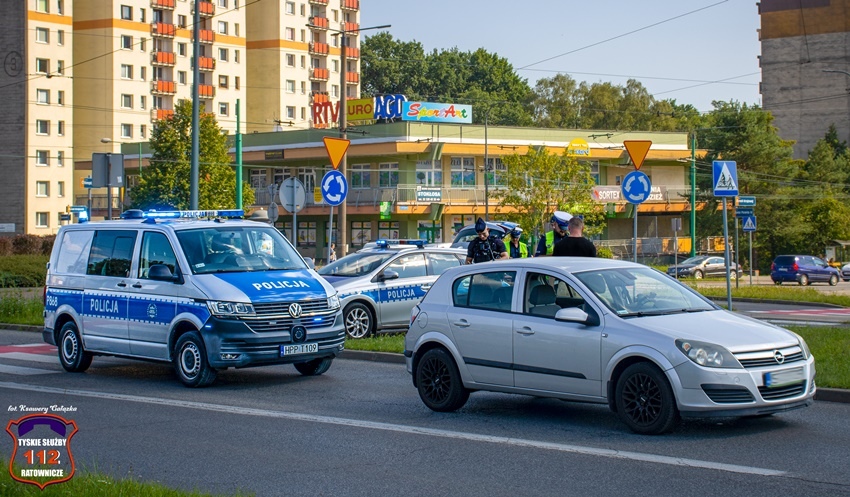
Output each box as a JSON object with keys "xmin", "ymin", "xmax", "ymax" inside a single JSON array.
[{"xmin": 760, "ymin": 0, "xmax": 850, "ymax": 159}]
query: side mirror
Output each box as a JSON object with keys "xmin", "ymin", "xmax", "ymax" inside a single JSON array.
[
  {"xmin": 378, "ymin": 269, "xmax": 399, "ymax": 282},
  {"xmin": 555, "ymin": 307, "xmax": 599, "ymax": 326},
  {"xmin": 148, "ymin": 264, "xmax": 180, "ymax": 283}
]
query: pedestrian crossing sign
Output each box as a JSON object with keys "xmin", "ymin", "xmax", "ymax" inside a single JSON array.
[
  {"xmin": 742, "ymin": 215, "xmax": 756, "ymax": 232},
  {"xmin": 713, "ymin": 160, "xmax": 738, "ymax": 197}
]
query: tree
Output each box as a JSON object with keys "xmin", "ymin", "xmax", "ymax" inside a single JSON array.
[
  {"xmin": 360, "ymin": 32, "xmax": 428, "ymax": 98},
  {"xmin": 131, "ymin": 101, "xmax": 254, "ymax": 210},
  {"xmin": 494, "ymin": 147, "xmax": 603, "ymax": 238}
]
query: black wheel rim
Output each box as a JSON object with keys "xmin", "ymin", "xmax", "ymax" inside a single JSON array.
[
  {"xmin": 621, "ymin": 372, "xmax": 662, "ymax": 427},
  {"xmin": 421, "ymin": 355, "xmax": 452, "ymax": 405},
  {"xmin": 61, "ymin": 331, "xmax": 77, "ymax": 363}
]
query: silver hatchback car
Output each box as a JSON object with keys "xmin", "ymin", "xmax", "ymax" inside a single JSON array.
[
  {"xmin": 405, "ymin": 258, "xmax": 815, "ymax": 434},
  {"xmin": 318, "ymin": 241, "xmax": 466, "ymax": 338}
]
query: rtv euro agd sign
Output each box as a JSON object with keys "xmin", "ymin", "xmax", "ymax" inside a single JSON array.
[{"xmin": 312, "ymin": 94, "xmax": 472, "ymax": 127}]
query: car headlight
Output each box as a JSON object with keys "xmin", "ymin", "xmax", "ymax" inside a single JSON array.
[
  {"xmin": 791, "ymin": 332, "xmax": 811, "ymax": 359},
  {"xmin": 207, "ymin": 301, "xmax": 256, "ymax": 317},
  {"xmin": 675, "ymin": 339, "xmax": 742, "ymax": 369},
  {"xmin": 328, "ymin": 294, "xmax": 340, "ymax": 310}
]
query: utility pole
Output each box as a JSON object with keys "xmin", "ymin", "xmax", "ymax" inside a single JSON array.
[
  {"xmin": 190, "ymin": 0, "xmax": 200, "ymax": 209},
  {"xmin": 338, "ymin": 31, "xmax": 348, "ymax": 256}
]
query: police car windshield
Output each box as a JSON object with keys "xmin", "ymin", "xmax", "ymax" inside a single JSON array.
[
  {"xmin": 176, "ymin": 226, "xmax": 307, "ymax": 274},
  {"xmin": 317, "ymin": 252, "xmax": 396, "ymax": 277}
]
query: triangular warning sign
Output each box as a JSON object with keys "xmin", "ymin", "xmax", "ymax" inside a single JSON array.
[
  {"xmin": 323, "ymin": 137, "xmax": 351, "ymax": 170},
  {"xmin": 715, "ymin": 163, "xmax": 738, "ymax": 191},
  {"xmin": 623, "ymin": 140, "xmax": 652, "ymax": 170},
  {"xmin": 743, "ymin": 217, "xmax": 755, "ymax": 230}
]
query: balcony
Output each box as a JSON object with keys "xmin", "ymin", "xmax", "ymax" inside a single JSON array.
[
  {"xmin": 151, "ymin": 0, "xmax": 176, "ymax": 9},
  {"xmin": 308, "ymin": 42, "xmax": 329, "ymax": 55},
  {"xmin": 151, "ymin": 79, "xmax": 177, "ymax": 94},
  {"xmin": 192, "ymin": 1, "xmax": 215, "ymax": 17},
  {"xmin": 309, "ymin": 0, "xmax": 329, "ymax": 5},
  {"xmin": 196, "ymin": 84, "xmax": 216, "ymax": 98},
  {"xmin": 151, "ymin": 108, "xmax": 175, "ymax": 121},
  {"xmin": 151, "ymin": 51, "xmax": 176, "ymax": 66},
  {"xmin": 197, "ymin": 29, "xmax": 215, "ymax": 44},
  {"xmin": 151, "ymin": 22, "xmax": 176, "ymax": 38},
  {"xmin": 345, "ymin": 46, "xmax": 360, "ymax": 59},
  {"xmin": 196, "ymin": 56, "xmax": 216, "ymax": 71},
  {"xmin": 312, "ymin": 92, "xmax": 330, "ymax": 103},
  {"xmin": 342, "ymin": 0, "xmax": 359, "ymax": 10},
  {"xmin": 342, "ymin": 21, "xmax": 359, "ymax": 33},
  {"xmin": 309, "ymin": 16, "xmax": 329, "ymax": 30},
  {"xmin": 345, "ymin": 72, "xmax": 359, "ymax": 84},
  {"xmin": 310, "ymin": 68, "xmax": 329, "ymax": 81}
]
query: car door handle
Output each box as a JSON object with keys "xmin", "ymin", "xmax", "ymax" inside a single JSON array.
[
  {"xmin": 452, "ymin": 319, "xmax": 470, "ymax": 328},
  {"xmin": 132, "ymin": 283, "xmax": 143, "ymax": 288},
  {"xmin": 116, "ymin": 282, "xmax": 127, "ymax": 288},
  {"xmin": 421, "ymin": 284, "xmax": 432, "ymax": 292},
  {"xmin": 516, "ymin": 327, "xmax": 535, "ymax": 335}
]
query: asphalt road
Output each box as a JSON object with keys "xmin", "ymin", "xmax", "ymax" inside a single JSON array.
[{"xmin": 1, "ymin": 329, "xmax": 849, "ymax": 497}]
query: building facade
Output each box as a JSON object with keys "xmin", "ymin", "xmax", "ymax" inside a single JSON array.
[{"xmin": 760, "ymin": 0, "xmax": 850, "ymax": 159}]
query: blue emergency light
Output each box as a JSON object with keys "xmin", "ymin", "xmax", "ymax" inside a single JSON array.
[{"xmin": 141, "ymin": 209, "xmax": 245, "ymax": 220}]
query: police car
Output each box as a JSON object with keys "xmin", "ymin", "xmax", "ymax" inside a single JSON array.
[
  {"xmin": 317, "ymin": 240, "xmax": 466, "ymax": 338},
  {"xmin": 43, "ymin": 209, "xmax": 344, "ymax": 387}
]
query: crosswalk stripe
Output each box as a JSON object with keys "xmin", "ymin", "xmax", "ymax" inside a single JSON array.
[
  {"xmin": 0, "ymin": 352, "xmax": 59, "ymax": 364},
  {"xmin": 0, "ymin": 364, "xmax": 56, "ymax": 375}
]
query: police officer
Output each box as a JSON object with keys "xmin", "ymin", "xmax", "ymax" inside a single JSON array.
[
  {"xmin": 535, "ymin": 211, "xmax": 571, "ymax": 256},
  {"xmin": 465, "ymin": 217, "xmax": 508, "ymax": 264},
  {"xmin": 507, "ymin": 228, "xmax": 529, "ymax": 259}
]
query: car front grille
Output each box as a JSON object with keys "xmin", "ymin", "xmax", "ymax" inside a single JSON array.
[
  {"xmin": 734, "ymin": 346, "xmax": 805, "ymax": 369},
  {"xmin": 241, "ymin": 299, "xmax": 337, "ymax": 333},
  {"xmin": 701, "ymin": 385, "xmax": 755, "ymax": 404},
  {"xmin": 758, "ymin": 382, "xmax": 807, "ymax": 400},
  {"xmin": 220, "ymin": 332, "xmax": 345, "ymax": 354}
]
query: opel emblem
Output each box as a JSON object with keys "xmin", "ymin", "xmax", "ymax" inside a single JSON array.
[
  {"xmin": 774, "ymin": 350, "xmax": 785, "ymax": 364},
  {"xmin": 288, "ymin": 303, "xmax": 302, "ymax": 318}
]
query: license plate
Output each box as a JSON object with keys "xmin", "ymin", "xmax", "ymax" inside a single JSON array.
[
  {"xmin": 764, "ymin": 367, "xmax": 805, "ymax": 388},
  {"xmin": 280, "ymin": 343, "xmax": 318, "ymax": 356}
]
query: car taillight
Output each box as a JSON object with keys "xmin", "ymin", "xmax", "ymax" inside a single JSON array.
[
  {"xmin": 410, "ymin": 305, "xmax": 420, "ymax": 327},
  {"xmin": 42, "ymin": 286, "xmax": 47, "ymax": 306},
  {"xmin": 792, "ymin": 263, "xmax": 799, "ymax": 271},
  {"xmin": 771, "ymin": 262, "xmax": 775, "ymax": 271}
]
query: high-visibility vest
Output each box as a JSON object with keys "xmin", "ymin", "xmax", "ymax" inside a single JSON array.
[
  {"xmin": 509, "ymin": 237, "xmax": 528, "ymax": 258},
  {"xmin": 545, "ymin": 231, "xmax": 556, "ymax": 255}
]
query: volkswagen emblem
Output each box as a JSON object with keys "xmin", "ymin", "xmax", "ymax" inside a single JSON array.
[
  {"xmin": 288, "ymin": 303, "xmax": 302, "ymax": 318},
  {"xmin": 774, "ymin": 350, "xmax": 785, "ymax": 364}
]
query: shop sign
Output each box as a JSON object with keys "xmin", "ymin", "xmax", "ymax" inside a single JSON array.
[
  {"xmin": 567, "ymin": 138, "xmax": 591, "ymax": 157},
  {"xmin": 402, "ymin": 102, "xmax": 472, "ymax": 123}
]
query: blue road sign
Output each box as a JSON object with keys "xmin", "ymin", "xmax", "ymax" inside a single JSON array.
[
  {"xmin": 70, "ymin": 206, "xmax": 87, "ymax": 213},
  {"xmin": 83, "ymin": 177, "xmax": 93, "ymax": 189},
  {"xmin": 738, "ymin": 195, "xmax": 755, "ymax": 206},
  {"xmin": 321, "ymin": 170, "xmax": 348, "ymax": 206},
  {"xmin": 742, "ymin": 215, "xmax": 757, "ymax": 232},
  {"xmin": 713, "ymin": 160, "xmax": 738, "ymax": 197},
  {"xmin": 621, "ymin": 170, "xmax": 652, "ymax": 204},
  {"xmin": 735, "ymin": 207, "xmax": 753, "ymax": 218}
]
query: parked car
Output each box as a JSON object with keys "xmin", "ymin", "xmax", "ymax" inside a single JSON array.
[
  {"xmin": 843, "ymin": 262, "xmax": 850, "ymax": 282},
  {"xmin": 666, "ymin": 255, "xmax": 743, "ymax": 279},
  {"xmin": 317, "ymin": 240, "xmax": 466, "ymax": 338},
  {"xmin": 405, "ymin": 258, "xmax": 815, "ymax": 435},
  {"xmin": 770, "ymin": 255, "xmax": 840, "ymax": 286},
  {"xmin": 449, "ymin": 220, "xmax": 518, "ymax": 249}
]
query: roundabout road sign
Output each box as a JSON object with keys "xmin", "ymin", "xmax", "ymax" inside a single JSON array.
[
  {"xmin": 621, "ymin": 170, "xmax": 652, "ymax": 204},
  {"xmin": 321, "ymin": 170, "xmax": 347, "ymax": 206}
]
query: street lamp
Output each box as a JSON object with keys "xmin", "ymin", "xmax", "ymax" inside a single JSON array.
[{"xmin": 307, "ymin": 21, "xmax": 390, "ymax": 257}]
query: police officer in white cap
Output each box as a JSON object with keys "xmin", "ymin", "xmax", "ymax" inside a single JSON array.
[
  {"xmin": 535, "ymin": 211, "xmax": 572, "ymax": 256},
  {"xmin": 465, "ymin": 217, "xmax": 508, "ymax": 264}
]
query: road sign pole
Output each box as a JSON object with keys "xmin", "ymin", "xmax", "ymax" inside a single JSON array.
[
  {"xmin": 722, "ymin": 197, "xmax": 732, "ymax": 311},
  {"xmin": 328, "ymin": 206, "xmax": 334, "ymax": 264},
  {"xmin": 633, "ymin": 206, "xmax": 638, "ymax": 263},
  {"xmin": 749, "ymin": 231, "xmax": 753, "ymax": 286},
  {"xmin": 734, "ymin": 217, "xmax": 739, "ymax": 289},
  {"xmin": 291, "ymin": 179, "xmax": 297, "ymax": 247}
]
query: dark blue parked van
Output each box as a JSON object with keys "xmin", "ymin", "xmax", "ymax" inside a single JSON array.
[{"xmin": 770, "ymin": 255, "xmax": 840, "ymax": 286}]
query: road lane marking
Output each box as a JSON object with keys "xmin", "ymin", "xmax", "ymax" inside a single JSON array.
[
  {"xmin": 0, "ymin": 381, "xmax": 786, "ymax": 477},
  {"xmin": 0, "ymin": 352, "xmax": 59, "ymax": 364},
  {"xmin": 0, "ymin": 365, "xmax": 56, "ymax": 375}
]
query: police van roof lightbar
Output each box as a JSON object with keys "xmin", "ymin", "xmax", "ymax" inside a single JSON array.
[{"xmin": 142, "ymin": 209, "xmax": 245, "ymax": 220}]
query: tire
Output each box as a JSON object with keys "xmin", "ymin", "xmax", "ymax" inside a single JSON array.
[
  {"xmin": 415, "ymin": 348, "xmax": 469, "ymax": 412},
  {"xmin": 174, "ymin": 331, "xmax": 217, "ymax": 388},
  {"xmin": 799, "ymin": 274, "xmax": 809, "ymax": 286},
  {"xmin": 344, "ymin": 302, "xmax": 374, "ymax": 339},
  {"xmin": 614, "ymin": 362, "xmax": 678, "ymax": 435},
  {"xmin": 294, "ymin": 357, "xmax": 333, "ymax": 376},
  {"xmin": 693, "ymin": 269, "xmax": 704, "ymax": 280},
  {"xmin": 829, "ymin": 274, "xmax": 838, "ymax": 286},
  {"xmin": 58, "ymin": 321, "xmax": 93, "ymax": 373},
  {"xmin": 774, "ymin": 280, "xmax": 782, "ymax": 285}
]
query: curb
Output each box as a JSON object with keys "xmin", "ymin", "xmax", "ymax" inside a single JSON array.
[{"xmin": 707, "ymin": 296, "xmax": 845, "ymax": 308}]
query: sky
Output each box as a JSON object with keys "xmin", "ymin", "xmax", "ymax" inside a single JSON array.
[{"xmin": 360, "ymin": 0, "xmax": 761, "ymax": 113}]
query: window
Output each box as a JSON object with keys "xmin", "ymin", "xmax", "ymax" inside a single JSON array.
[
  {"xmin": 300, "ymin": 81, "xmax": 306, "ymax": 94},
  {"xmin": 178, "ymin": 42, "xmax": 187, "ymax": 56},
  {"xmin": 351, "ymin": 221, "xmax": 372, "ymax": 246},
  {"xmin": 218, "ymin": 0, "xmax": 228, "ymax": 6},
  {"xmin": 56, "ymin": 60, "xmax": 64, "ymax": 75},
  {"xmin": 140, "ymin": 37, "xmax": 146, "ymax": 51},
  {"xmin": 286, "ymin": 106, "xmax": 295, "ymax": 119},
  {"xmin": 121, "ymin": 64, "xmax": 133, "ymax": 79},
  {"xmin": 36, "ymin": 150, "xmax": 48, "ymax": 166},
  {"xmin": 235, "ymin": 23, "xmax": 239, "ymax": 36},
  {"xmin": 36, "ymin": 120, "xmax": 50, "ymax": 135},
  {"xmin": 234, "ymin": 76, "xmax": 240, "ymax": 90},
  {"xmin": 450, "ymin": 157, "xmax": 475, "ymax": 187},
  {"xmin": 55, "ymin": 231, "xmax": 93, "ymax": 275},
  {"xmin": 377, "ymin": 221, "xmax": 399, "ymax": 240},
  {"xmin": 331, "ymin": 85, "xmax": 339, "ymax": 98},
  {"xmin": 57, "ymin": 30, "xmax": 64, "ymax": 45},
  {"xmin": 58, "ymin": 181, "xmax": 65, "ymax": 197},
  {"xmin": 587, "ymin": 160, "xmax": 600, "ymax": 184},
  {"xmin": 140, "ymin": 8, "xmax": 146, "ymax": 22},
  {"xmin": 121, "ymin": 35, "xmax": 132, "ymax": 49},
  {"xmin": 57, "ymin": 91, "xmax": 64, "ymax": 105},
  {"xmin": 453, "ymin": 271, "xmax": 517, "ymax": 312},
  {"xmin": 486, "ymin": 157, "xmax": 506, "ymax": 186},
  {"xmin": 57, "ymin": 121, "xmax": 64, "ymax": 135},
  {"xmin": 218, "ymin": 48, "xmax": 228, "ymax": 61},
  {"xmin": 386, "ymin": 253, "xmax": 427, "ymax": 279},
  {"xmin": 285, "ymin": 28, "xmax": 295, "ymax": 40},
  {"xmin": 286, "ymin": 54, "xmax": 295, "ymax": 67},
  {"xmin": 140, "ymin": 66, "xmax": 146, "ymax": 80},
  {"xmin": 178, "ymin": 71, "xmax": 187, "ymax": 84},
  {"xmin": 121, "ymin": 123, "xmax": 133, "ymax": 138},
  {"xmin": 140, "ymin": 124, "xmax": 147, "ymax": 138},
  {"xmin": 301, "ymin": 55, "xmax": 306, "ymax": 68},
  {"xmin": 120, "ymin": 5, "xmax": 132, "ymax": 20},
  {"xmin": 332, "ymin": 60, "xmax": 338, "ymax": 72},
  {"xmin": 234, "ymin": 50, "xmax": 240, "ymax": 63},
  {"xmin": 37, "ymin": 0, "xmax": 48, "ymax": 13},
  {"xmin": 36, "ymin": 27, "xmax": 49, "ymax": 44},
  {"xmin": 523, "ymin": 272, "xmax": 586, "ymax": 317},
  {"xmin": 301, "ymin": 107, "xmax": 306, "ymax": 119},
  {"xmin": 57, "ymin": 0, "xmax": 63, "ymax": 14},
  {"xmin": 218, "ymin": 21, "xmax": 227, "ymax": 34},
  {"xmin": 379, "ymin": 163, "xmax": 398, "ymax": 188},
  {"xmin": 87, "ymin": 230, "xmax": 138, "ymax": 277},
  {"xmin": 177, "ymin": 15, "xmax": 187, "ymax": 28},
  {"xmin": 285, "ymin": 1, "xmax": 295, "ymax": 14},
  {"xmin": 300, "ymin": 3, "xmax": 305, "ymax": 15},
  {"xmin": 219, "ymin": 102, "xmax": 229, "ymax": 116},
  {"xmin": 57, "ymin": 151, "xmax": 63, "ymax": 166},
  {"xmin": 37, "ymin": 89, "xmax": 50, "ymax": 104},
  {"xmin": 218, "ymin": 75, "xmax": 228, "ymax": 88},
  {"xmin": 416, "ymin": 160, "xmax": 442, "ymax": 186},
  {"xmin": 121, "ymin": 94, "xmax": 132, "ymax": 108},
  {"xmin": 36, "ymin": 181, "xmax": 49, "ymax": 197},
  {"xmin": 36, "ymin": 58, "xmax": 49, "ymax": 74},
  {"xmin": 140, "ymin": 95, "xmax": 146, "ymax": 109},
  {"xmin": 285, "ymin": 80, "xmax": 295, "ymax": 93},
  {"xmin": 35, "ymin": 213, "xmax": 49, "ymax": 228},
  {"xmin": 139, "ymin": 232, "xmax": 178, "ymax": 279},
  {"xmin": 351, "ymin": 164, "xmax": 370, "ymax": 189}
]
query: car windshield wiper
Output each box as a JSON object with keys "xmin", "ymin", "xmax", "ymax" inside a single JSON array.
[{"xmin": 619, "ymin": 309, "xmax": 690, "ymax": 318}]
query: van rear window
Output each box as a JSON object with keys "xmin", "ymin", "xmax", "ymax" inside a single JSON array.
[{"xmin": 55, "ymin": 230, "xmax": 94, "ymax": 275}]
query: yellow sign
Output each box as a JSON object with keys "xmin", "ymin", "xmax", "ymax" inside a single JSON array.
[
  {"xmin": 623, "ymin": 140, "xmax": 652, "ymax": 170},
  {"xmin": 314, "ymin": 187, "xmax": 323, "ymax": 203},
  {"xmin": 566, "ymin": 138, "xmax": 591, "ymax": 157},
  {"xmin": 346, "ymin": 98, "xmax": 374, "ymax": 121},
  {"xmin": 323, "ymin": 137, "xmax": 350, "ymax": 170}
]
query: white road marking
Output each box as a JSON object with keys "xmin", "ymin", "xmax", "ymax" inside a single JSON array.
[
  {"xmin": 0, "ymin": 365, "xmax": 56, "ymax": 376},
  {"xmin": 0, "ymin": 352, "xmax": 59, "ymax": 364},
  {"xmin": 0, "ymin": 381, "xmax": 786, "ymax": 477}
]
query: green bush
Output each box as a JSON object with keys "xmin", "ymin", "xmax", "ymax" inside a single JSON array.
[
  {"xmin": 596, "ymin": 246, "xmax": 614, "ymax": 259},
  {"xmin": 0, "ymin": 255, "xmax": 49, "ymax": 288},
  {"xmin": 0, "ymin": 234, "xmax": 55, "ymax": 256}
]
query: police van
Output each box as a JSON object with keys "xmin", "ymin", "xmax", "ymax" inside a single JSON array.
[{"xmin": 43, "ymin": 209, "xmax": 344, "ymax": 387}]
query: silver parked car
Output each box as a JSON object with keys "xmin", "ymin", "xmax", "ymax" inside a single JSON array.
[
  {"xmin": 841, "ymin": 262, "xmax": 850, "ymax": 282},
  {"xmin": 405, "ymin": 258, "xmax": 815, "ymax": 434},
  {"xmin": 318, "ymin": 241, "xmax": 466, "ymax": 338}
]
